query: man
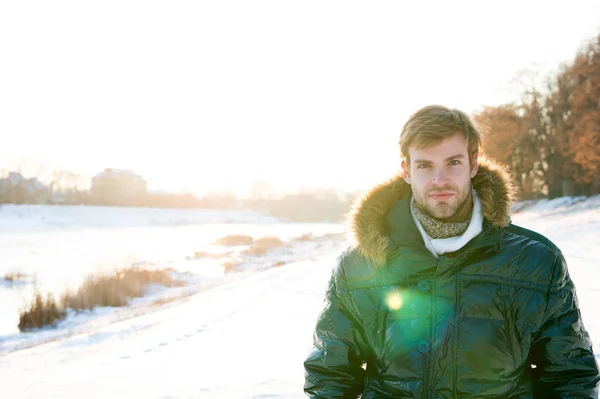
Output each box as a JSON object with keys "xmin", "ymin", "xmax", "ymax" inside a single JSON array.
[{"xmin": 304, "ymin": 105, "xmax": 599, "ymax": 398}]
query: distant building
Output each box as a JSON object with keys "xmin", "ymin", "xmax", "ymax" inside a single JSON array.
[
  {"xmin": 0, "ymin": 172, "xmax": 49, "ymax": 204},
  {"xmin": 91, "ymin": 168, "xmax": 148, "ymax": 206}
]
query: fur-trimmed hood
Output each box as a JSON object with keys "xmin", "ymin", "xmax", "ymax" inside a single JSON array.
[{"xmin": 347, "ymin": 157, "xmax": 517, "ymax": 264}]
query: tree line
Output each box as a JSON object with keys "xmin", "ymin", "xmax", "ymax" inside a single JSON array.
[{"xmin": 474, "ymin": 31, "xmax": 599, "ymax": 199}]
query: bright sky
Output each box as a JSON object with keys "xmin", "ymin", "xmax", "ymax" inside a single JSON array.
[{"xmin": 1, "ymin": 1, "xmax": 599, "ymax": 198}]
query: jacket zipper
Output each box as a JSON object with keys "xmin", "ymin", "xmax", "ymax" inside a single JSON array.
[
  {"xmin": 423, "ymin": 261, "xmax": 439, "ymax": 399},
  {"xmin": 423, "ymin": 352, "xmax": 430, "ymax": 399},
  {"xmin": 425, "ymin": 277, "xmax": 437, "ymax": 399}
]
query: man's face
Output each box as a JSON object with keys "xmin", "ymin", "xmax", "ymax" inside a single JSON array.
[{"xmin": 401, "ymin": 133, "xmax": 479, "ymax": 220}]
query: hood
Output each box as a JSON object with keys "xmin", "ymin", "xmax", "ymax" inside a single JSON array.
[{"xmin": 347, "ymin": 156, "xmax": 517, "ymax": 265}]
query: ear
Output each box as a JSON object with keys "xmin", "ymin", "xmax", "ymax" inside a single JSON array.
[
  {"xmin": 470, "ymin": 153, "xmax": 479, "ymax": 178},
  {"xmin": 401, "ymin": 160, "xmax": 411, "ymax": 184}
]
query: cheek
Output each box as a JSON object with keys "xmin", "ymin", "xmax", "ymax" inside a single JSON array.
[
  {"xmin": 411, "ymin": 179, "xmax": 430, "ymax": 197},
  {"xmin": 409, "ymin": 175, "xmax": 426, "ymax": 187},
  {"xmin": 447, "ymin": 167, "xmax": 472, "ymax": 182}
]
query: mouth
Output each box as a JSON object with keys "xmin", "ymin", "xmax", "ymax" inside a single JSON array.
[{"xmin": 429, "ymin": 192, "xmax": 454, "ymax": 201}]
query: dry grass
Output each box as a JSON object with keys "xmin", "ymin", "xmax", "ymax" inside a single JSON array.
[
  {"xmin": 294, "ymin": 233, "xmax": 314, "ymax": 242},
  {"xmin": 63, "ymin": 268, "xmax": 183, "ymax": 310},
  {"xmin": 4, "ymin": 271, "xmax": 28, "ymax": 282},
  {"xmin": 214, "ymin": 234, "xmax": 254, "ymax": 246},
  {"xmin": 190, "ymin": 251, "xmax": 228, "ymax": 260},
  {"xmin": 242, "ymin": 236, "xmax": 285, "ymax": 256},
  {"xmin": 18, "ymin": 293, "xmax": 66, "ymax": 331},
  {"xmin": 222, "ymin": 259, "xmax": 243, "ymax": 273},
  {"xmin": 18, "ymin": 267, "xmax": 182, "ymax": 331}
]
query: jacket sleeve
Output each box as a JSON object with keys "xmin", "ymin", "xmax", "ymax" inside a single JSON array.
[
  {"xmin": 304, "ymin": 255, "xmax": 367, "ymax": 398},
  {"xmin": 531, "ymin": 249, "xmax": 600, "ymax": 398}
]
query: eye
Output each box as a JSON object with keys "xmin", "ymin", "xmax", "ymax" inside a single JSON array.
[
  {"xmin": 417, "ymin": 164, "xmax": 431, "ymax": 169},
  {"xmin": 449, "ymin": 159, "xmax": 461, "ymax": 166}
]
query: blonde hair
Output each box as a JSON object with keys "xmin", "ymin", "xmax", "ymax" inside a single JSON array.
[{"xmin": 399, "ymin": 105, "xmax": 483, "ymax": 165}]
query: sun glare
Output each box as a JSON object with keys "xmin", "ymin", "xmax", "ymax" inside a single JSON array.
[{"xmin": 386, "ymin": 291, "xmax": 403, "ymax": 311}]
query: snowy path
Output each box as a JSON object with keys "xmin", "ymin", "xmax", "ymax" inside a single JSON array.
[{"xmin": 0, "ymin": 248, "xmax": 341, "ymax": 399}]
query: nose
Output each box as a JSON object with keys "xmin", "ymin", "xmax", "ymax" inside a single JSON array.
[{"xmin": 431, "ymin": 169, "xmax": 449, "ymax": 186}]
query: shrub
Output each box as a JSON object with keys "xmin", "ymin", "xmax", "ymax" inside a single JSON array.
[
  {"xmin": 4, "ymin": 271, "xmax": 28, "ymax": 282},
  {"xmin": 188, "ymin": 250, "xmax": 230, "ymax": 260},
  {"xmin": 18, "ymin": 293, "xmax": 66, "ymax": 331},
  {"xmin": 294, "ymin": 233, "xmax": 314, "ymax": 242},
  {"xmin": 242, "ymin": 236, "xmax": 285, "ymax": 256},
  {"xmin": 18, "ymin": 267, "xmax": 182, "ymax": 331},
  {"xmin": 222, "ymin": 259, "xmax": 243, "ymax": 273},
  {"xmin": 63, "ymin": 268, "xmax": 182, "ymax": 310},
  {"xmin": 214, "ymin": 234, "xmax": 254, "ymax": 246}
]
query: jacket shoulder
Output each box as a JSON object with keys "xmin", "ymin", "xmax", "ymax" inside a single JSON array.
[
  {"xmin": 504, "ymin": 223, "xmax": 560, "ymax": 254},
  {"xmin": 502, "ymin": 223, "xmax": 563, "ymax": 283}
]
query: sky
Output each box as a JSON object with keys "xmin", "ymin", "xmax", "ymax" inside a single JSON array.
[{"xmin": 1, "ymin": 1, "xmax": 599, "ymax": 198}]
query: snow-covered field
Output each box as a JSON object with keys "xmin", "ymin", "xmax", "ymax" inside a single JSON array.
[
  {"xmin": 0, "ymin": 204, "xmax": 344, "ymax": 336},
  {"xmin": 0, "ymin": 196, "xmax": 599, "ymax": 398}
]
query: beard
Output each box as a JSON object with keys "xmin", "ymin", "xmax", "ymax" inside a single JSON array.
[{"xmin": 413, "ymin": 181, "xmax": 473, "ymax": 222}]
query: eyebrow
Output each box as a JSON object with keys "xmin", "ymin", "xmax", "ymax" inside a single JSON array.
[{"xmin": 413, "ymin": 154, "xmax": 466, "ymax": 163}]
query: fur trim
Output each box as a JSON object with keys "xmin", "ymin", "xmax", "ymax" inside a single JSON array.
[{"xmin": 346, "ymin": 156, "xmax": 517, "ymax": 265}]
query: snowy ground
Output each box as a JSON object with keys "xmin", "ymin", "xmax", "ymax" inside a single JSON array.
[
  {"xmin": 1, "ymin": 247, "xmax": 343, "ymax": 399},
  {"xmin": 0, "ymin": 204, "xmax": 344, "ymax": 336},
  {"xmin": 0, "ymin": 196, "xmax": 599, "ymax": 398}
]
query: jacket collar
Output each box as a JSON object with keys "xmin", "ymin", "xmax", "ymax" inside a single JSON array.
[{"xmin": 347, "ymin": 156, "xmax": 517, "ymax": 265}]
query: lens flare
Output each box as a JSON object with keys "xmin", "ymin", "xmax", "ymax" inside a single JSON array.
[{"xmin": 386, "ymin": 291, "xmax": 403, "ymax": 310}]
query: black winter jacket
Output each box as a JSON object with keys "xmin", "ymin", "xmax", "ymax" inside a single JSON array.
[{"xmin": 304, "ymin": 158, "xmax": 599, "ymax": 398}]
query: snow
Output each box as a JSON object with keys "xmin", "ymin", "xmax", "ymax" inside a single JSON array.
[
  {"xmin": 1, "ymin": 250, "xmax": 340, "ymax": 399},
  {"xmin": 0, "ymin": 203, "xmax": 344, "ymax": 341},
  {"xmin": 0, "ymin": 196, "xmax": 599, "ymax": 398},
  {"xmin": 0, "ymin": 204, "xmax": 278, "ymax": 233}
]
